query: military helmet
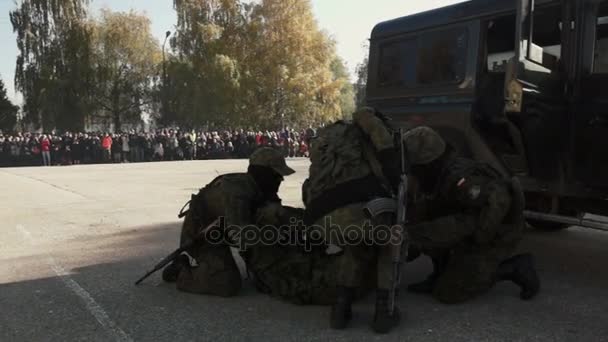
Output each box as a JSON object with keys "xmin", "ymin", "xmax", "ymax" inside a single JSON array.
[
  {"xmin": 402, "ymin": 126, "xmax": 446, "ymax": 165},
  {"xmin": 249, "ymin": 147, "xmax": 296, "ymax": 176}
]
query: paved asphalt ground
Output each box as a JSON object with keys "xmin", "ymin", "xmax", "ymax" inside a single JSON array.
[{"xmin": 1, "ymin": 159, "xmax": 608, "ymax": 342}]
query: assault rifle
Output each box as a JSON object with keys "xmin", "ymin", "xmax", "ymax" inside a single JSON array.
[
  {"xmin": 134, "ymin": 218, "xmax": 221, "ymax": 285},
  {"xmin": 388, "ymin": 128, "xmax": 409, "ymax": 315},
  {"xmin": 363, "ymin": 129, "xmax": 410, "ymax": 315}
]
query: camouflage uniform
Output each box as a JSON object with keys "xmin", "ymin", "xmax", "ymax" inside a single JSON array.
[
  {"xmin": 170, "ymin": 147, "xmax": 373, "ymax": 305},
  {"xmin": 302, "ymin": 108, "xmax": 402, "ymax": 332},
  {"xmin": 242, "ymin": 203, "xmax": 375, "ymax": 305},
  {"xmin": 403, "ymin": 127, "xmax": 538, "ymax": 304},
  {"xmin": 308, "ymin": 203, "xmax": 394, "ymax": 292},
  {"xmin": 166, "ymin": 147, "xmax": 296, "ymax": 297},
  {"xmin": 302, "ymin": 108, "xmax": 397, "ymax": 288},
  {"xmin": 408, "ymin": 157, "xmax": 524, "ymax": 303},
  {"xmin": 175, "ymin": 173, "xmax": 262, "ymax": 296}
]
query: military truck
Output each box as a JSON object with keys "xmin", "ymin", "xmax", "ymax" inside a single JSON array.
[{"xmin": 366, "ymin": 0, "xmax": 608, "ymax": 231}]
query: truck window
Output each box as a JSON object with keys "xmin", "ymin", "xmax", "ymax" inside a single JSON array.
[
  {"xmin": 417, "ymin": 28, "xmax": 468, "ymax": 85},
  {"xmin": 594, "ymin": 15, "xmax": 608, "ymax": 73},
  {"xmin": 484, "ymin": 7, "xmax": 562, "ymax": 73},
  {"xmin": 378, "ymin": 39, "xmax": 417, "ymax": 87},
  {"xmin": 528, "ymin": 5, "xmax": 562, "ymax": 70},
  {"xmin": 377, "ymin": 27, "xmax": 468, "ymax": 88},
  {"xmin": 486, "ymin": 15, "xmax": 516, "ymax": 72}
]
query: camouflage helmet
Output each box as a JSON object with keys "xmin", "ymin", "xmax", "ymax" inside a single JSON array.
[
  {"xmin": 249, "ymin": 147, "xmax": 296, "ymax": 176},
  {"xmin": 402, "ymin": 126, "xmax": 446, "ymax": 165}
]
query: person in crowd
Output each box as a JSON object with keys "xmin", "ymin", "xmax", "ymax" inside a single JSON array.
[
  {"xmin": 92, "ymin": 134, "xmax": 101, "ymax": 163},
  {"xmin": 121, "ymin": 133, "xmax": 130, "ymax": 163},
  {"xmin": 40, "ymin": 135, "xmax": 51, "ymax": 166},
  {"xmin": 190, "ymin": 130, "xmax": 197, "ymax": 160},
  {"xmin": 51, "ymin": 135, "xmax": 61, "ymax": 165},
  {"xmin": 167, "ymin": 132, "xmax": 178, "ymax": 161},
  {"xmin": 153, "ymin": 138, "xmax": 164, "ymax": 161},
  {"xmin": 61, "ymin": 132, "xmax": 73, "ymax": 165},
  {"xmin": 0, "ymin": 126, "xmax": 317, "ymax": 167},
  {"xmin": 144, "ymin": 133, "xmax": 154, "ymax": 162},
  {"xmin": 86, "ymin": 133, "xmax": 93, "ymax": 163},
  {"xmin": 72, "ymin": 135, "xmax": 82, "ymax": 165},
  {"xmin": 128, "ymin": 130, "xmax": 137, "ymax": 163},
  {"xmin": 112, "ymin": 134, "xmax": 122, "ymax": 163},
  {"xmin": 135, "ymin": 131, "xmax": 144, "ymax": 162},
  {"xmin": 29, "ymin": 136, "xmax": 41, "ymax": 166},
  {"xmin": 196, "ymin": 136, "xmax": 207, "ymax": 160},
  {"xmin": 10, "ymin": 136, "xmax": 21, "ymax": 166},
  {"xmin": 102, "ymin": 133, "xmax": 112, "ymax": 163},
  {"xmin": 299, "ymin": 141, "xmax": 308, "ymax": 158}
]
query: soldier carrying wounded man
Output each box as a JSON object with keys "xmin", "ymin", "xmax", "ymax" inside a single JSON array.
[{"xmin": 142, "ymin": 108, "xmax": 540, "ymax": 335}]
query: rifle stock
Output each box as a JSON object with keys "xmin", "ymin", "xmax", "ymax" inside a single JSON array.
[
  {"xmin": 364, "ymin": 198, "xmax": 397, "ymax": 218},
  {"xmin": 134, "ymin": 218, "xmax": 221, "ymax": 285}
]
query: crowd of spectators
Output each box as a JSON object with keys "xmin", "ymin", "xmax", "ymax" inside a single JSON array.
[{"xmin": 0, "ymin": 127, "xmax": 316, "ymax": 167}]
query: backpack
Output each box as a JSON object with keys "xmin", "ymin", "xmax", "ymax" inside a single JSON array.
[{"xmin": 304, "ymin": 120, "xmax": 382, "ymax": 206}]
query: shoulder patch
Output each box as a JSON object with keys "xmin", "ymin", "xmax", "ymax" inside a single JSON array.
[{"xmin": 468, "ymin": 184, "xmax": 482, "ymax": 200}]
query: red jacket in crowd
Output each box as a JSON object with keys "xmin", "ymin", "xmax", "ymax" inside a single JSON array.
[
  {"xmin": 102, "ymin": 136, "xmax": 112, "ymax": 150},
  {"xmin": 40, "ymin": 138, "xmax": 50, "ymax": 152}
]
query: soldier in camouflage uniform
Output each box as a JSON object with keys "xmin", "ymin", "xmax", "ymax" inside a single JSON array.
[
  {"xmin": 302, "ymin": 107, "xmax": 403, "ymax": 333},
  {"xmin": 402, "ymin": 127, "xmax": 540, "ymax": 304},
  {"xmin": 242, "ymin": 202, "xmax": 375, "ymax": 305},
  {"xmin": 161, "ymin": 147, "xmax": 296, "ymax": 297},
  {"xmin": 161, "ymin": 146, "xmax": 363, "ymax": 305}
]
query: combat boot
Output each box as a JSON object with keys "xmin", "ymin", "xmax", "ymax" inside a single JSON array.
[
  {"xmin": 330, "ymin": 286, "xmax": 354, "ymax": 329},
  {"xmin": 497, "ymin": 253, "xmax": 540, "ymax": 300},
  {"xmin": 371, "ymin": 289, "xmax": 401, "ymax": 334}
]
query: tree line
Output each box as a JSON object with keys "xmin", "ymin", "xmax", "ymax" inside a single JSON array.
[{"xmin": 5, "ymin": 0, "xmax": 360, "ymax": 132}]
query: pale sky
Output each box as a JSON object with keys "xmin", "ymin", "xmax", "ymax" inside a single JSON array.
[{"xmin": 0, "ymin": 0, "xmax": 466, "ymax": 105}]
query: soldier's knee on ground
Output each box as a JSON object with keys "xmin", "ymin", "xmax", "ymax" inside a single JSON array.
[{"xmin": 176, "ymin": 245, "xmax": 242, "ymax": 297}]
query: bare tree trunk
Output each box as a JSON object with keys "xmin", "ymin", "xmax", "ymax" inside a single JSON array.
[
  {"xmin": 113, "ymin": 110, "xmax": 121, "ymax": 132},
  {"xmin": 112, "ymin": 83, "xmax": 121, "ymax": 132}
]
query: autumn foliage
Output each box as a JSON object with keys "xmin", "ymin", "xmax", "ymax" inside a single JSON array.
[{"xmin": 10, "ymin": 0, "xmax": 354, "ymax": 131}]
